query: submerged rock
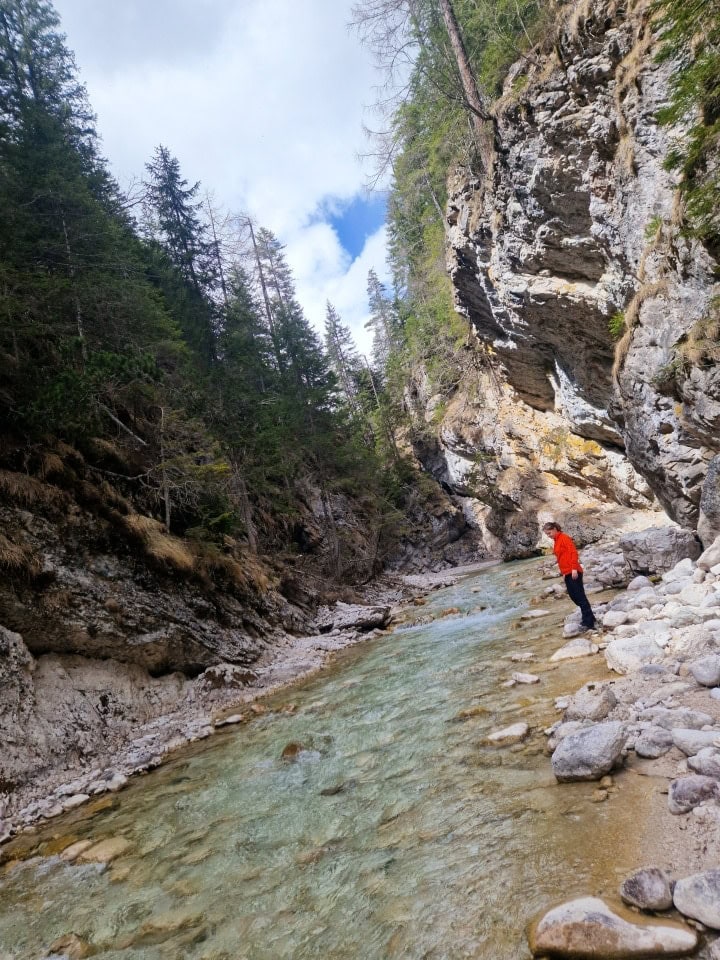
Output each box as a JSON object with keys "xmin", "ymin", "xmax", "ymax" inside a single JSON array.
[
  {"xmin": 528, "ymin": 896, "xmax": 697, "ymax": 957},
  {"xmin": 550, "ymin": 638, "xmax": 599, "ymax": 662},
  {"xmin": 76, "ymin": 836, "xmax": 131, "ymax": 864},
  {"xmin": 486, "ymin": 722, "xmax": 529, "ymax": 745},
  {"xmin": 551, "ymin": 722, "xmax": 627, "ymax": 782},
  {"xmin": 512, "ymin": 672, "xmax": 540, "ymax": 685},
  {"xmin": 673, "ymin": 869, "xmax": 720, "ymax": 929},
  {"xmin": 620, "ymin": 867, "xmax": 674, "ymax": 912}
]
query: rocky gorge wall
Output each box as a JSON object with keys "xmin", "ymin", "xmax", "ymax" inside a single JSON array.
[{"xmin": 411, "ymin": 0, "xmax": 719, "ymax": 557}]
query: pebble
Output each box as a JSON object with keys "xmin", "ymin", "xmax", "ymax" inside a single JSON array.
[
  {"xmin": 521, "ymin": 609, "xmax": 550, "ymax": 619},
  {"xmin": 214, "ymin": 714, "xmax": 245, "ymax": 727},
  {"xmin": 512, "ymin": 672, "xmax": 540, "ymax": 684}
]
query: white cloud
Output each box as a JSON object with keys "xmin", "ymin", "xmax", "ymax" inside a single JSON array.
[{"xmin": 53, "ymin": 0, "xmax": 392, "ymax": 353}]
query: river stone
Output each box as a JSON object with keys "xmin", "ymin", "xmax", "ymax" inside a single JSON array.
[
  {"xmin": 663, "ymin": 558, "xmax": 699, "ymax": 583},
  {"xmin": 47, "ymin": 933, "xmax": 92, "ymax": 958},
  {"xmin": 487, "ymin": 722, "xmax": 529, "ymax": 744},
  {"xmin": 620, "ymin": 867, "xmax": 674, "ymax": 912},
  {"xmin": 689, "ymin": 655, "xmax": 720, "ymax": 687},
  {"xmin": 603, "ymin": 610, "xmax": 629, "ymax": 628},
  {"xmin": 621, "ymin": 527, "xmax": 701, "ymax": 576},
  {"xmin": 605, "ymin": 636, "xmax": 664, "ymax": 674},
  {"xmin": 711, "ymin": 688, "xmax": 720, "ymax": 701},
  {"xmin": 635, "ymin": 727, "xmax": 674, "ymax": 759},
  {"xmin": 551, "ymin": 722, "xmax": 627, "ymax": 782},
  {"xmin": 674, "ymin": 869, "xmax": 720, "ymax": 928},
  {"xmin": 528, "ymin": 896, "xmax": 697, "ymax": 957},
  {"xmin": 627, "ymin": 575, "xmax": 654, "ymax": 592},
  {"xmin": 521, "ymin": 609, "xmax": 550, "ymax": 619},
  {"xmin": 688, "ymin": 747, "xmax": 720, "ymax": 778},
  {"xmin": 699, "ymin": 456, "xmax": 720, "ymax": 548},
  {"xmin": 550, "ymin": 638, "xmax": 599, "ymax": 661},
  {"xmin": 565, "ymin": 683, "xmax": 617, "ymax": 722},
  {"xmin": 698, "ymin": 537, "xmax": 720, "ymax": 571},
  {"xmin": 512, "ymin": 672, "xmax": 540, "ymax": 684},
  {"xmin": 60, "ymin": 840, "xmax": 93, "ymax": 862},
  {"xmin": 76, "ymin": 837, "xmax": 132, "ymax": 864},
  {"xmin": 668, "ymin": 776, "xmax": 719, "ymax": 814},
  {"xmin": 640, "ymin": 707, "xmax": 714, "ymax": 730},
  {"xmin": 672, "ymin": 729, "xmax": 720, "ymax": 756}
]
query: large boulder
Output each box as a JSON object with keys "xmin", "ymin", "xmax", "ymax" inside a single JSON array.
[
  {"xmin": 699, "ymin": 456, "xmax": 720, "ymax": 548},
  {"xmin": 697, "ymin": 535, "xmax": 720, "ymax": 572},
  {"xmin": 551, "ymin": 721, "xmax": 627, "ymax": 782},
  {"xmin": 689, "ymin": 655, "xmax": 720, "ymax": 687},
  {"xmin": 528, "ymin": 897, "xmax": 697, "ymax": 957},
  {"xmin": 619, "ymin": 526, "xmax": 702, "ymax": 575},
  {"xmin": 674, "ymin": 869, "xmax": 720, "ymax": 929},
  {"xmin": 605, "ymin": 636, "xmax": 664, "ymax": 674}
]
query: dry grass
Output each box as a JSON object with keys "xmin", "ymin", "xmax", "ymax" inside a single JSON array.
[
  {"xmin": 0, "ymin": 469, "xmax": 67, "ymax": 509},
  {"xmin": 123, "ymin": 514, "xmax": 195, "ymax": 574},
  {"xmin": 54, "ymin": 441, "xmax": 84, "ymax": 468},
  {"xmin": 195, "ymin": 547, "xmax": 271, "ymax": 596},
  {"xmin": 38, "ymin": 452, "xmax": 65, "ymax": 481},
  {"xmin": 0, "ymin": 533, "xmax": 40, "ymax": 578},
  {"xmin": 613, "ymin": 280, "xmax": 671, "ymax": 379},
  {"xmin": 89, "ymin": 437, "xmax": 133, "ymax": 471},
  {"xmin": 679, "ymin": 301, "xmax": 720, "ymax": 367}
]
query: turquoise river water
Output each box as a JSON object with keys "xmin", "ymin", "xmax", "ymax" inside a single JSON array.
[{"xmin": 0, "ymin": 559, "xmax": 657, "ymax": 959}]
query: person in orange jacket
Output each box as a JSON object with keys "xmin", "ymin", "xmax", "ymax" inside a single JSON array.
[{"xmin": 542, "ymin": 521, "xmax": 596, "ymax": 631}]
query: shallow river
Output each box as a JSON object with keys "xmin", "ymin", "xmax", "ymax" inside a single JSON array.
[{"xmin": 0, "ymin": 560, "xmax": 659, "ymax": 959}]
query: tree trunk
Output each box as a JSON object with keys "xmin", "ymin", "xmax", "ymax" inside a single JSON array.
[
  {"xmin": 247, "ymin": 218, "xmax": 284, "ymax": 372},
  {"xmin": 437, "ymin": 0, "xmax": 494, "ymax": 172},
  {"xmin": 159, "ymin": 406, "xmax": 171, "ymax": 532},
  {"xmin": 234, "ymin": 463, "xmax": 258, "ymax": 554}
]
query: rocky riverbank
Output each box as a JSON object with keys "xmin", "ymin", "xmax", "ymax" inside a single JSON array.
[
  {"xmin": 0, "ymin": 565, "xmax": 481, "ymax": 851},
  {"xmin": 531, "ymin": 527, "xmax": 720, "ymax": 957}
]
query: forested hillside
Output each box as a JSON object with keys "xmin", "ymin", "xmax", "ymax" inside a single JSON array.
[{"xmin": 0, "ymin": 0, "xmax": 448, "ymax": 592}]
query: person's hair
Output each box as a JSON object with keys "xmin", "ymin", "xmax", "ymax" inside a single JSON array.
[{"xmin": 543, "ymin": 522, "xmax": 562, "ymax": 532}]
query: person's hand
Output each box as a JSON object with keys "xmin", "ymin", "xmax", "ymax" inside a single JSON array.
[{"xmin": 571, "ymin": 569, "xmax": 578, "ymax": 580}]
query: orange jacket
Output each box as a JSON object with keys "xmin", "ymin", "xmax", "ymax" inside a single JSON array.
[{"xmin": 553, "ymin": 532, "xmax": 583, "ymax": 576}]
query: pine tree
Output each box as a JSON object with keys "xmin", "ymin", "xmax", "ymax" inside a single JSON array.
[
  {"xmin": 365, "ymin": 268, "xmax": 401, "ymax": 372},
  {"xmin": 324, "ymin": 301, "xmax": 362, "ymax": 405},
  {"xmin": 143, "ymin": 145, "xmax": 217, "ymax": 365}
]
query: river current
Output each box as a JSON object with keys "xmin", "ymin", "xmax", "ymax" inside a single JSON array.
[{"xmin": 0, "ymin": 559, "xmax": 657, "ymax": 959}]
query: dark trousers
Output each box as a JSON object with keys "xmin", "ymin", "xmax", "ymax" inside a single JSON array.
[{"xmin": 564, "ymin": 572, "xmax": 596, "ymax": 628}]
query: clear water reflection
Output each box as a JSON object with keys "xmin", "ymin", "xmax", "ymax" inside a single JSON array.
[{"xmin": 0, "ymin": 560, "xmax": 653, "ymax": 959}]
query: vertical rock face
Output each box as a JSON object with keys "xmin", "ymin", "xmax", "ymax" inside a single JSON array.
[{"xmin": 421, "ymin": 0, "xmax": 718, "ymax": 553}]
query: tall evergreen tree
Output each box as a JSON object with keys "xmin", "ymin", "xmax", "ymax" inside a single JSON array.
[
  {"xmin": 143, "ymin": 145, "xmax": 217, "ymax": 365},
  {"xmin": 365, "ymin": 268, "xmax": 401, "ymax": 372},
  {"xmin": 324, "ymin": 301, "xmax": 362, "ymax": 406}
]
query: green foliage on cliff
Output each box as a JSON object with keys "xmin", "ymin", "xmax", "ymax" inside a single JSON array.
[
  {"xmin": 653, "ymin": 0, "xmax": 720, "ymax": 246},
  {"xmin": 359, "ymin": 0, "xmax": 552, "ymax": 424}
]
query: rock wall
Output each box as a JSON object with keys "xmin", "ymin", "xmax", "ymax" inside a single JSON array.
[{"xmin": 416, "ymin": 0, "xmax": 718, "ymax": 554}]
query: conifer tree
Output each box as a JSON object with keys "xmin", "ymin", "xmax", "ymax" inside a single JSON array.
[
  {"xmin": 143, "ymin": 145, "xmax": 217, "ymax": 365},
  {"xmin": 365, "ymin": 268, "xmax": 401, "ymax": 372},
  {"xmin": 324, "ymin": 301, "xmax": 362, "ymax": 406}
]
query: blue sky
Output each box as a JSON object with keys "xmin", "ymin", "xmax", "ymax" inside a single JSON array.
[{"xmin": 325, "ymin": 193, "xmax": 389, "ymax": 261}]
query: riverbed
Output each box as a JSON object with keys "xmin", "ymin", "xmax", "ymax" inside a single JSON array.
[{"xmin": 0, "ymin": 559, "xmax": 661, "ymax": 959}]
